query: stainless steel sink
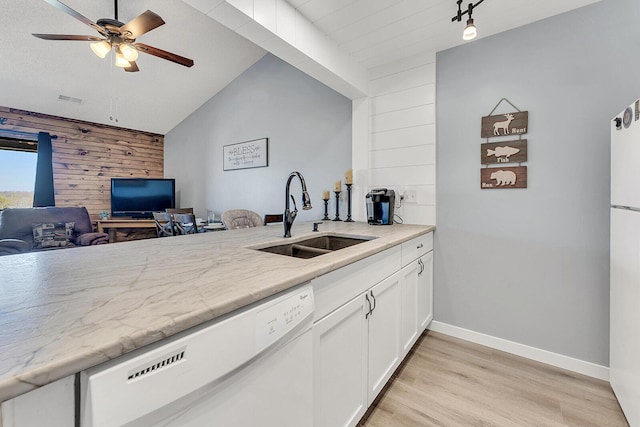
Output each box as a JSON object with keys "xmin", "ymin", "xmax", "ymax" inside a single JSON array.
[{"xmin": 256, "ymin": 235, "xmax": 375, "ymax": 259}]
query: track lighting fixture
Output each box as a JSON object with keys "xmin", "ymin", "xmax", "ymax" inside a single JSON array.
[{"xmin": 452, "ymin": 0, "xmax": 484, "ymax": 41}]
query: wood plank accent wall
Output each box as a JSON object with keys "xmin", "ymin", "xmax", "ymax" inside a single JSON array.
[
  {"xmin": 367, "ymin": 52, "xmax": 437, "ymax": 225},
  {"xmin": 0, "ymin": 106, "xmax": 164, "ymax": 219}
]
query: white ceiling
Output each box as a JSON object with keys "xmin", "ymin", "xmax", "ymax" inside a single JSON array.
[
  {"xmin": 287, "ymin": 0, "xmax": 602, "ymax": 70},
  {"xmin": 0, "ymin": 0, "xmax": 601, "ymax": 135},
  {"xmin": 0, "ymin": 0, "xmax": 266, "ymax": 134}
]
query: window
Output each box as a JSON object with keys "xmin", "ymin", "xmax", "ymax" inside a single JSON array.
[{"xmin": 0, "ymin": 138, "xmax": 38, "ymax": 209}]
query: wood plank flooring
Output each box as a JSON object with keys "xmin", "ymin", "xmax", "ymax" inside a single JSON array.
[{"xmin": 360, "ymin": 331, "xmax": 628, "ymax": 427}]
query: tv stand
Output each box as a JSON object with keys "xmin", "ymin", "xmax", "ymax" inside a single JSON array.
[{"xmin": 96, "ymin": 219, "xmax": 156, "ymax": 243}]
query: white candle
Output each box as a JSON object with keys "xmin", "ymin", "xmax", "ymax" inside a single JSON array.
[
  {"xmin": 345, "ymin": 169, "xmax": 353, "ymax": 185},
  {"xmin": 334, "ymin": 180, "xmax": 341, "ymax": 192},
  {"xmin": 322, "ymin": 190, "xmax": 330, "ymax": 200}
]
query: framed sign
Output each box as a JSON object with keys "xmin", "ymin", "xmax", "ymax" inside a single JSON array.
[
  {"xmin": 481, "ymin": 166, "xmax": 527, "ymax": 189},
  {"xmin": 223, "ymin": 138, "xmax": 268, "ymax": 171}
]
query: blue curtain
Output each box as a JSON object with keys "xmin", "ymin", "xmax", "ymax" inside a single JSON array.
[{"xmin": 33, "ymin": 131, "xmax": 55, "ymax": 207}]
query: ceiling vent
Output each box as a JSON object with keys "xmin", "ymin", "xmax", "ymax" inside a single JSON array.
[{"xmin": 58, "ymin": 94, "xmax": 84, "ymax": 105}]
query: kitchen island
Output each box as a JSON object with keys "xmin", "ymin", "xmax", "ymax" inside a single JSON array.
[{"xmin": 0, "ymin": 221, "xmax": 433, "ymax": 406}]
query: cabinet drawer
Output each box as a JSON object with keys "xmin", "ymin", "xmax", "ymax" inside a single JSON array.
[
  {"xmin": 312, "ymin": 246, "xmax": 401, "ymax": 322},
  {"xmin": 401, "ymin": 232, "xmax": 433, "ymax": 266}
]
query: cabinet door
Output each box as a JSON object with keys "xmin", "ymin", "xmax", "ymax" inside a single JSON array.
[
  {"xmin": 400, "ymin": 260, "xmax": 419, "ymax": 355},
  {"xmin": 314, "ymin": 295, "xmax": 369, "ymax": 427},
  {"xmin": 367, "ymin": 271, "xmax": 401, "ymax": 404},
  {"xmin": 417, "ymin": 252, "xmax": 434, "ymax": 331},
  {"xmin": 1, "ymin": 376, "xmax": 75, "ymax": 427}
]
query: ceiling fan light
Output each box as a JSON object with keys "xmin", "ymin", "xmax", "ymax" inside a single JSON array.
[
  {"xmin": 463, "ymin": 18, "xmax": 477, "ymax": 40},
  {"xmin": 120, "ymin": 44, "xmax": 139, "ymax": 61},
  {"xmin": 90, "ymin": 41, "xmax": 111, "ymax": 58},
  {"xmin": 114, "ymin": 52, "xmax": 131, "ymax": 68}
]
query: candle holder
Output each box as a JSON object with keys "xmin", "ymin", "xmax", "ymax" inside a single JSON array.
[
  {"xmin": 322, "ymin": 198, "xmax": 330, "ymax": 220},
  {"xmin": 345, "ymin": 183, "xmax": 353, "ymax": 222},
  {"xmin": 333, "ymin": 191, "xmax": 342, "ymax": 221}
]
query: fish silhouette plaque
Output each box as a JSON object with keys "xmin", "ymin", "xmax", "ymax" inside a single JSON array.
[
  {"xmin": 481, "ymin": 140, "xmax": 527, "ymax": 164},
  {"xmin": 481, "ymin": 166, "xmax": 527, "ymax": 189},
  {"xmin": 481, "ymin": 111, "xmax": 528, "ymax": 138}
]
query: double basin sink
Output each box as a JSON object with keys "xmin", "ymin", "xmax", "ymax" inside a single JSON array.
[{"xmin": 256, "ymin": 234, "xmax": 375, "ymax": 259}]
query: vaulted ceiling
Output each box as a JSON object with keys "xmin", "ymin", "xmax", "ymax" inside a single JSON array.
[
  {"xmin": 1, "ymin": 0, "xmax": 266, "ymax": 134},
  {"xmin": 1, "ymin": 0, "xmax": 601, "ymax": 135}
]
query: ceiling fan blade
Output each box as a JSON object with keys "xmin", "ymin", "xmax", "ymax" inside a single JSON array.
[
  {"xmin": 120, "ymin": 10, "xmax": 165, "ymax": 39},
  {"xmin": 41, "ymin": 0, "xmax": 106, "ymax": 35},
  {"xmin": 32, "ymin": 33, "xmax": 104, "ymax": 41},
  {"xmin": 124, "ymin": 61, "xmax": 140, "ymax": 73},
  {"xmin": 134, "ymin": 43, "xmax": 194, "ymax": 68}
]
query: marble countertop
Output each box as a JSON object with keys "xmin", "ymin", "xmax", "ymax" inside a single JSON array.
[{"xmin": 0, "ymin": 221, "xmax": 434, "ymax": 402}]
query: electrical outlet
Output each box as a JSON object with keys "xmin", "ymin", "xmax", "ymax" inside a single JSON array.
[{"xmin": 404, "ymin": 190, "xmax": 417, "ymax": 203}]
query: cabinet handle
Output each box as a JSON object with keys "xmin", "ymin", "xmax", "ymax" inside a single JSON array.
[
  {"xmin": 370, "ymin": 290, "xmax": 376, "ymax": 314},
  {"xmin": 365, "ymin": 293, "xmax": 372, "ymax": 319},
  {"xmin": 417, "ymin": 243, "xmax": 424, "ymax": 249},
  {"xmin": 418, "ymin": 259, "xmax": 423, "ymax": 276}
]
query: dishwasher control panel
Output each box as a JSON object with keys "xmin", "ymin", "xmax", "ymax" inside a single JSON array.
[{"xmin": 255, "ymin": 286, "xmax": 314, "ymax": 352}]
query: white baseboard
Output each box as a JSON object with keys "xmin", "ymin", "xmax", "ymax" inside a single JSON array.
[{"xmin": 429, "ymin": 321, "xmax": 609, "ymax": 381}]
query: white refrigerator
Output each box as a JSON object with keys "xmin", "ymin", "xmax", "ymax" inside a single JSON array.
[{"xmin": 610, "ymin": 100, "xmax": 640, "ymax": 426}]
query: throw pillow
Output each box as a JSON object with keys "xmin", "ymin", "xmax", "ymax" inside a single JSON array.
[{"xmin": 32, "ymin": 222, "xmax": 75, "ymax": 249}]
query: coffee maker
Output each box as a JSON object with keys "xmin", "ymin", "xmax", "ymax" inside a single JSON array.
[{"xmin": 366, "ymin": 188, "xmax": 395, "ymax": 225}]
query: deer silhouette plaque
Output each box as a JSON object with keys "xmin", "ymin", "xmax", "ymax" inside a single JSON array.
[{"xmin": 481, "ymin": 111, "xmax": 528, "ymax": 138}]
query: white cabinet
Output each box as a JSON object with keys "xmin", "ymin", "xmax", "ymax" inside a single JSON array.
[
  {"xmin": 312, "ymin": 232, "xmax": 434, "ymax": 427},
  {"xmin": 400, "ymin": 259, "xmax": 420, "ymax": 354},
  {"xmin": 366, "ymin": 272, "xmax": 402, "ymax": 403},
  {"xmin": 1, "ymin": 376, "xmax": 75, "ymax": 427},
  {"xmin": 313, "ymin": 271, "xmax": 401, "ymax": 427},
  {"xmin": 400, "ymin": 233, "xmax": 434, "ymax": 354},
  {"xmin": 417, "ymin": 251, "xmax": 434, "ymax": 331},
  {"xmin": 313, "ymin": 294, "xmax": 368, "ymax": 427},
  {"xmin": 312, "ymin": 246, "xmax": 402, "ymax": 427}
]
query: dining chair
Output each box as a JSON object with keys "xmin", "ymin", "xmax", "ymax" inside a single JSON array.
[
  {"xmin": 152, "ymin": 212, "xmax": 176, "ymax": 237},
  {"xmin": 173, "ymin": 213, "xmax": 198, "ymax": 235},
  {"xmin": 263, "ymin": 214, "xmax": 284, "ymax": 225},
  {"xmin": 166, "ymin": 207, "xmax": 194, "ymax": 215},
  {"xmin": 221, "ymin": 209, "xmax": 263, "ymax": 230}
]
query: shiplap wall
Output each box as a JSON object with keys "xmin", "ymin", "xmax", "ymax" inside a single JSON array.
[
  {"xmin": 0, "ymin": 106, "xmax": 164, "ymax": 219},
  {"xmin": 367, "ymin": 52, "xmax": 436, "ymax": 225}
]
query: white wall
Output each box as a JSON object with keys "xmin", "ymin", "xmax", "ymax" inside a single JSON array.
[
  {"xmin": 366, "ymin": 52, "xmax": 437, "ymax": 226},
  {"xmin": 435, "ymin": 0, "xmax": 640, "ymax": 367},
  {"xmin": 165, "ymin": 54, "xmax": 352, "ymax": 222}
]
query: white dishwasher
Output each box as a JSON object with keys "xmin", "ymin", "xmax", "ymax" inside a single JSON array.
[{"xmin": 80, "ymin": 285, "xmax": 314, "ymax": 427}]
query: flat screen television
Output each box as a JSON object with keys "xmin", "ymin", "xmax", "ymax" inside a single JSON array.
[{"xmin": 110, "ymin": 178, "xmax": 176, "ymax": 219}]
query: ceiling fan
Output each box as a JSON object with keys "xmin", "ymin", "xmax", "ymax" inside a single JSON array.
[{"xmin": 32, "ymin": 0, "xmax": 194, "ymax": 72}]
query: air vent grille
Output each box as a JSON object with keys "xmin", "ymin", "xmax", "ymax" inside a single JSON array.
[
  {"xmin": 58, "ymin": 94, "xmax": 84, "ymax": 104},
  {"xmin": 127, "ymin": 347, "xmax": 186, "ymax": 382}
]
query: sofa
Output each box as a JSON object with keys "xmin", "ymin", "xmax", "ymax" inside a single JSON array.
[{"xmin": 0, "ymin": 207, "xmax": 110, "ymax": 256}]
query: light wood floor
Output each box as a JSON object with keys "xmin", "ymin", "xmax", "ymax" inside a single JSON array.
[{"xmin": 360, "ymin": 331, "xmax": 628, "ymax": 427}]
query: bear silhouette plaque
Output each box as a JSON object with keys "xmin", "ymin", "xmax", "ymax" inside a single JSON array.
[{"xmin": 481, "ymin": 166, "xmax": 527, "ymax": 189}]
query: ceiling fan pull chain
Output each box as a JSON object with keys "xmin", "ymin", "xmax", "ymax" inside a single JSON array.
[{"xmin": 109, "ymin": 58, "xmax": 118, "ymax": 123}]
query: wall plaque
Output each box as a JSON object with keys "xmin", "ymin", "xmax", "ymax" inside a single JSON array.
[
  {"xmin": 223, "ymin": 138, "xmax": 268, "ymax": 171},
  {"xmin": 481, "ymin": 140, "xmax": 528, "ymax": 165},
  {"xmin": 481, "ymin": 111, "xmax": 528, "ymax": 138},
  {"xmin": 481, "ymin": 166, "xmax": 527, "ymax": 189}
]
